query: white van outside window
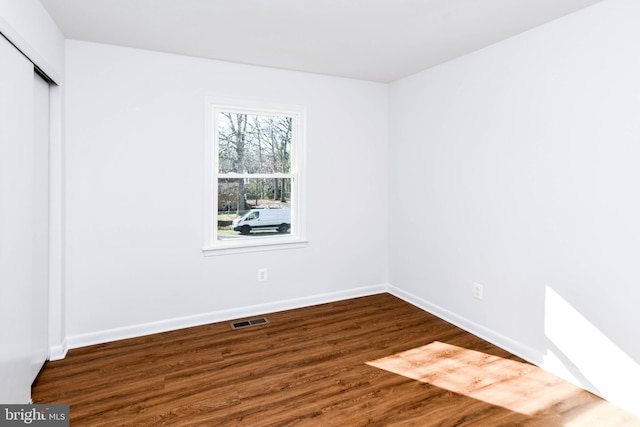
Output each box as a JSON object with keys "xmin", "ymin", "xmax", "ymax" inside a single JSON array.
[
  {"xmin": 233, "ymin": 207, "xmax": 291, "ymax": 235},
  {"xmin": 203, "ymin": 99, "xmax": 307, "ymax": 255}
]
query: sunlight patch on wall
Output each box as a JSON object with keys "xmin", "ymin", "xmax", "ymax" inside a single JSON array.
[
  {"xmin": 366, "ymin": 341, "xmax": 579, "ymax": 416},
  {"xmin": 544, "ymin": 286, "xmax": 640, "ymax": 417}
]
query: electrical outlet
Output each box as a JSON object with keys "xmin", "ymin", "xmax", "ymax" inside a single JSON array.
[
  {"xmin": 473, "ymin": 282, "xmax": 484, "ymax": 300},
  {"xmin": 258, "ymin": 268, "xmax": 268, "ymax": 282}
]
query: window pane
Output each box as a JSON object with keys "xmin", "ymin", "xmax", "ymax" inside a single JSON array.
[
  {"xmin": 218, "ymin": 177, "xmax": 292, "ymax": 239},
  {"xmin": 218, "ymin": 112, "xmax": 292, "ymax": 174}
]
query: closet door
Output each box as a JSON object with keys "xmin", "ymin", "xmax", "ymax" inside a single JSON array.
[
  {"xmin": 31, "ymin": 72, "xmax": 50, "ymax": 383},
  {"xmin": 0, "ymin": 34, "xmax": 35, "ymax": 403}
]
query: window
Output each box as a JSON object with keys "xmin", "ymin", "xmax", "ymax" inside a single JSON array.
[{"xmin": 203, "ymin": 99, "xmax": 306, "ymax": 255}]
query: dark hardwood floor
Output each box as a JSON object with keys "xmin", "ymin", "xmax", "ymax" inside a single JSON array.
[{"xmin": 32, "ymin": 293, "xmax": 639, "ymax": 426}]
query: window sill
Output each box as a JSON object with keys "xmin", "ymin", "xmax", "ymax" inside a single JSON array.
[{"xmin": 203, "ymin": 237, "xmax": 308, "ymax": 256}]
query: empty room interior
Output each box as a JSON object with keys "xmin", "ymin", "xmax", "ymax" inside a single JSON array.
[{"xmin": 1, "ymin": 0, "xmax": 640, "ymax": 425}]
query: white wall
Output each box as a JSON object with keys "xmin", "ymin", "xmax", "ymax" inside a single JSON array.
[
  {"xmin": 389, "ymin": 0, "xmax": 640, "ymax": 417},
  {"xmin": 64, "ymin": 40, "xmax": 389, "ymax": 345}
]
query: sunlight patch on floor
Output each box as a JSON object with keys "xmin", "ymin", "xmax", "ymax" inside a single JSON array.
[{"xmin": 366, "ymin": 341, "xmax": 579, "ymax": 416}]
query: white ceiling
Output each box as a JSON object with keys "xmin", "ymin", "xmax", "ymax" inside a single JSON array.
[{"xmin": 40, "ymin": 0, "xmax": 602, "ymax": 82}]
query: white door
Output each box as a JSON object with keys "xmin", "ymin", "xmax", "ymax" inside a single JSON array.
[
  {"xmin": 31, "ymin": 72, "xmax": 50, "ymax": 383},
  {"xmin": 0, "ymin": 34, "xmax": 35, "ymax": 403}
]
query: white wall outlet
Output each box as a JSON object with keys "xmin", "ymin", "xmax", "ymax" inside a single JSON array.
[
  {"xmin": 258, "ymin": 268, "xmax": 268, "ymax": 282},
  {"xmin": 473, "ymin": 282, "xmax": 484, "ymax": 300}
]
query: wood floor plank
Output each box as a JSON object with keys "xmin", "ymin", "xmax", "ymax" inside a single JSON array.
[{"xmin": 32, "ymin": 293, "xmax": 639, "ymax": 426}]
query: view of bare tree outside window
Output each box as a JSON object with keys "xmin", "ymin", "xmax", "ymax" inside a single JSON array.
[{"xmin": 216, "ymin": 111, "xmax": 294, "ymax": 239}]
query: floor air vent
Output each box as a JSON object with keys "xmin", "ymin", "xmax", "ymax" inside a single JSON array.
[{"xmin": 231, "ymin": 317, "xmax": 269, "ymax": 330}]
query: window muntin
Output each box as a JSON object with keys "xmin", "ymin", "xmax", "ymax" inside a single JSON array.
[{"xmin": 204, "ymin": 100, "xmax": 306, "ymax": 254}]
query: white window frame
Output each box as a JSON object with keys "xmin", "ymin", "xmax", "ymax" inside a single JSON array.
[{"xmin": 203, "ymin": 98, "xmax": 307, "ymax": 255}]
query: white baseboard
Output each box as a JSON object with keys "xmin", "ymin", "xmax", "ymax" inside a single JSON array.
[
  {"xmin": 57, "ymin": 282, "xmax": 598, "ymax": 400},
  {"xmin": 54, "ymin": 282, "xmax": 638, "ymax": 416},
  {"xmin": 48, "ymin": 339, "xmax": 68, "ymax": 361},
  {"xmin": 65, "ymin": 283, "xmax": 389, "ymax": 351},
  {"xmin": 386, "ymin": 285, "xmax": 608, "ymax": 401},
  {"xmin": 387, "ymin": 285, "xmax": 545, "ymax": 364}
]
